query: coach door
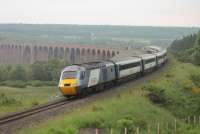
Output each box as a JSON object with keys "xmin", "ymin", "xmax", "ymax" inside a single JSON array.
[{"xmin": 102, "ymin": 67, "xmax": 108, "ymax": 81}]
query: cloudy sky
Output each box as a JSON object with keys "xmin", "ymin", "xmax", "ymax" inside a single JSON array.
[{"xmin": 0, "ymin": 0, "xmax": 199, "ymax": 27}]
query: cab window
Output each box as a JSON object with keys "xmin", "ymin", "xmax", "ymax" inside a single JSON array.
[{"xmin": 62, "ymin": 71, "xmax": 77, "ymax": 79}]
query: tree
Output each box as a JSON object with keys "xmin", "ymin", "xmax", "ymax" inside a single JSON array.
[
  {"xmin": 192, "ymin": 32, "xmax": 200, "ymax": 65},
  {"xmin": 31, "ymin": 61, "xmax": 51, "ymax": 81},
  {"xmin": 170, "ymin": 31, "xmax": 200, "ymax": 65},
  {"xmin": 30, "ymin": 59, "xmax": 68, "ymax": 81},
  {"xmin": 0, "ymin": 66, "xmax": 10, "ymax": 81},
  {"xmin": 9, "ymin": 65, "xmax": 27, "ymax": 81}
]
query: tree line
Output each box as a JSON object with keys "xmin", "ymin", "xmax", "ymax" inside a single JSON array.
[
  {"xmin": 0, "ymin": 60, "xmax": 69, "ymax": 87},
  {"xmin": 170, "ymin": 31, "xmax": 200, "ymax": 65}
]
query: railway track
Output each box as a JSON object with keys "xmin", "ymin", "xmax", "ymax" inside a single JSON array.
[{"xmin": 0, "ymin": 98, "xmax": 71, "ymax": 126}]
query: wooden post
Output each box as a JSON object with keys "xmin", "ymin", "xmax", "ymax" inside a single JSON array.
[
  {"xmin": 95, "ymin": 128, "xmax": 98, "ymax": 134},
  {"xmin": 174, "ymin": 119, "xmax": 177, "ymax": 133},
  {"xmin": 136, "ymin": 127, "xmax": 139, "ymax": 134},
  {"xmin": 124, "ymin": 127, "xmax": 127, "ymax": 134},
  {"xmin": 147, "ymin": 124, "xmax": 151, "ymax": 134},
  {"xmin": 157, "ymin": 123, "xmax": 160, "ymax": 134},
  {"xmin": 110, "ymin": 128, "xmax": 113, "ymax": 134}
]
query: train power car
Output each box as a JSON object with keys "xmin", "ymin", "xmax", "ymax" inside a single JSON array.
[
  {"xmin": 59, "ymin": 48, "xmax": 168, "ymax": 97},
  {"xmin": 59, "ymin": 61, "xmax": 116, "ymax": 97}
]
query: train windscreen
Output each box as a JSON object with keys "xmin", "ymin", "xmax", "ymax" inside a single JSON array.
[{"xmin": 62, "ymin": 71, "xmax": 77, "ymax": 79}]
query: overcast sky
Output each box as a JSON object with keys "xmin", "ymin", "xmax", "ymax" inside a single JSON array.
[{"xmin": 0, "ymin": 0, "xmax": 199, "ymax": 27}]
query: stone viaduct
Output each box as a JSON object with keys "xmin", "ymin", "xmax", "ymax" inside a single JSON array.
[{"xmin": 0, "ymin": 43, "xmax": 121, "ymax": 64}]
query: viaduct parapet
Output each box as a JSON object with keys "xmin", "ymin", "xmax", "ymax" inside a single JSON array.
[{"xmin": 0, "ymin": 43, "xmax": 122, "ymax": 64}]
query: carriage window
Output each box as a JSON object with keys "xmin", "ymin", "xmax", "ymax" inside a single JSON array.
[
  {"xmin": 111, "ymin": 68, "xmax": 113, "ymax": 72},
  {"xmin": 145, "ymin": 58, "xmax": 155, "ymax": 64},
  {"xmin": 119, "ymin": 62, "xmax": 141, "ymax": 70}
]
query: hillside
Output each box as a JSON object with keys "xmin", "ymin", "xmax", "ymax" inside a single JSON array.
[
  {"xmin": 170, "ymin": 31, "xmax": 200, "ymax": 65},
  {"xmin": 0, "ymin": 24, "xmax": 199, "ymax": 48},
  {"xmin": 16, "ymin": 58, "xmax": 200, "ymax": 134}
]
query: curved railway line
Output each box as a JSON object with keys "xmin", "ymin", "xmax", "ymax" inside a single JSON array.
[
  {"xmin": 0, "ymin": 60, "xmax": 170, "ymax": 134},
  {"xmin": 0, "ymin": 98, "xmax": 71, "ymax": 126}
]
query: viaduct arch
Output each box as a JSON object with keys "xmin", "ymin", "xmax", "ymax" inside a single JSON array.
[{"xmin": 0, "ymin": 43, "xmax": 120, "ymax": 64}]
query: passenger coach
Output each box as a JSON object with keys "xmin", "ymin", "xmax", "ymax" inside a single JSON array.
[{"xmin": 58, "ymin": 47, "xmax": 168, "ymax": 97}]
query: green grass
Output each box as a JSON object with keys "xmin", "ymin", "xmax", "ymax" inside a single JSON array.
[
  {"xmin": 0, "ymin": 86, "xmax": 60, "ymax": 117},
  {"xmin": 9, "ymin": 57, "xmax": 200, "ymax": 134},
  {"xmin": 18, "ymin": 90, "xmax": 179, "ymax": 134}
]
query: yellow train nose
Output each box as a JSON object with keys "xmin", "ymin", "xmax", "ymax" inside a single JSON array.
[{"xmin": 59, "ymin": 79, "xmax": 77, "ymax": 95}]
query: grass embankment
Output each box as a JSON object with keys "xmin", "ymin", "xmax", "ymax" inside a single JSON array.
[
  {"xmin": 0, "ymin": 86, "xmax": 59, "ymax": 117},
  {"xmin": 18, "ymin": 58, "xmax": 200, "ymax": 134}
]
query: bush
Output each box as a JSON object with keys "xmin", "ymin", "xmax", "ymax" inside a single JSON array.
[
  {"xmin": 142, "ymin": 84, "xmax": 166, "ymax": 104},
  {"xmin": 44, "ymin": 81, "xmax": 58, "ymax": 86},
  {"xmin": 0, "ymin": 93, "xmax": 21, "ymax": 106},
  {"xmin": 9, "ymin": 65, "xmax": 27, "ymax": 81},
  {"xmin": 28, "ymin": 80, "xmax": 57, "ymax": 87},
  {"xmin": 0, "ymin": 59, "xmax": 67, "ymax": 86},
  {"xmin": 117, "ymin": 116, "xmax": 135, "ymax": 133},
  {"xmin": 28, "ymin": 80, "xmax": 44, "ymax": 87},
  {"xmin": 47, "ymin": 128, "xmax": 67, "ymax": 134},
  {"xmin": 0, "ymin": 80, "xmax": 27, "ymax": 88},
  {"xmin": 31, "ymin": 101, "xmax": 39, "ymax": 106},
  {"xmin": 92, "ymin": 104, "xmax": 104, "ymax": 112},
  {"xmin": 190, "ymin": 72, "xmax": 200, "ymax": 87}
]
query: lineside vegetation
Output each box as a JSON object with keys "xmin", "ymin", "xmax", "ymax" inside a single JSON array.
[
  {"xmin": 0, "ymin": 59, "xmax": 69, "ymax": 88},
  {"xmin": 18, "ymin": 58, "xmax": 200, "ymax": 134}
]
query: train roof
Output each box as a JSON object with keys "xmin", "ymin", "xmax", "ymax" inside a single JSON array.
[
  {"xmin": 62, "ymin": 65, "xmax": 85, "ymax": 72},
  {"xmin": 80, "ymin": 61, "xmax": 113, "ymax": 69},
  {"xmin": 134, "ymin": 54, "xmax": 156, "ymax": 60},
  {"xmin": 154, "ymin": 50, "xmax": 167, "ymax": 56},
  {"xmin": 110, "ymin": 56, "xmax": 141, "ymax": 64},
  {"xmin": 63, "ymin": 60, "xmax": 114, "ymax": 71}
]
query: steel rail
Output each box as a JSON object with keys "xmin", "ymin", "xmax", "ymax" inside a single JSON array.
[{"xmin": 0, "ymin": 98, "xmax": 71, "ymax": 125}]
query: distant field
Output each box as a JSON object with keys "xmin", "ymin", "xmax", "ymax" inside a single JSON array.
[
  {"xmin": 0, "ymin": 86, "xmax": 60, "ymax": 117},
  {"xmin": 0, "ymin": 24, "xmax": 199, "ymax": 48}
]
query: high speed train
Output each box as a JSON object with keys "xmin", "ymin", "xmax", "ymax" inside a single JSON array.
[{"xmin": 58, "ymin": 48, "xmax": 167, "ymax": 97}]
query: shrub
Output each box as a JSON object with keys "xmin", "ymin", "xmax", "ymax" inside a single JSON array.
[
  {"xmin": 142, "ymin": 84, "xmax": 166, "ymax": 104},
  {"xmin": 27, "ymin": 80, "xmax": 57, "ymax": 87},
  {"xmin": 28, "ymin": 80, "xmax": 44, "ymax": 87},
  {"xmin": 0, "ymin": 80, "xmax": 27, "ymax": 88},
  {"xmin": 81, "ymin": 117, "xmax": 105, "ymax": 128},
  {"xmin": 190, "ymin": 72, "xmax": 200, "ymax": 87},
  {"xmin": 9, "ymin": 65, "xmax": 27, "ymax": 81},
  {"xmin": 92, "ymin": 104, "xmax": 104, "ymax": 112},
  {"xmin": 44, "ymin": 81, "xmax": 58, "ymax": 86},
  {"xmin": 31, "ymin": 101, "xmax": 39, "ymax": 106},
  {"xmin": 117, "ymin": 116, "xmax": 135, "ymax": 133},
  {"xmin": 47, "ymin": 128, "xmax": 67, "ymax": 134},
  {"xmin": 0, "ymin": 93, "xmax": 21, "ymax": 106},
  {"xmin": 165, "ymin": 73, "xmax": 174, "ymax": 78}
]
